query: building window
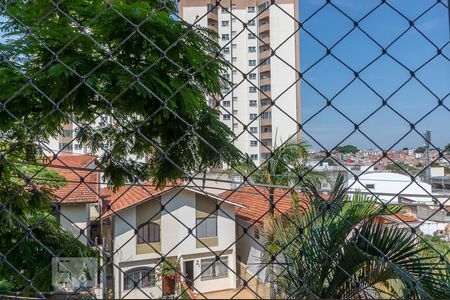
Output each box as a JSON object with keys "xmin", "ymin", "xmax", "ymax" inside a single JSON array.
[
  {"xmin": 231, "ymin": 31, "xmax": 237, "ymax": 37},
  {"xmin": 258, "ymin": 2, "xmax": 269, "ymax": 13},
  {"xmin": 223, "ymin": 47, "xmax": 230, "ymax": 54},
  {"xmin": 365, "ymin": 184, "xmax": 375, "ymax": 189},
  {"xmin": 59, "ymin": 143, "xmax": 73, "ymax": 150},
  {"xmin": 250, "ymin": 141, "xmax": 258, "ymax": 147},
  {"xmin": 232, "ymin": 57, "xmax": 237, "ymax": 63},
  {"xmin": 250, "ymin": 127, "xmax": 258, "ymax": 133},
  {"xmin": 250, "ymin": 154, "xmax": 258, "ymax": 160},
  {"xmin": 124, "ymin": 267, "xmax": 156, "ymax": 290},
  {"xmin": 231, "ymin": 17, "xmax": 237, "ymax": 22},
  {"xmin": 248, "ymin": 46, "xmax": 256, "ymax": 53},
  {"xmin": 249, "ymin": 73, "xmax": 257, "ymax": 80},
  {"xmin": 262, "ymin": 139, "xmax": 272, "ymax": 147},
  {"xmin": 232, "ymin": 44, "xmax": 237, "ymax": 49},
  {"xmin": 249, "ymin": 87, "xmax": 257, "ymax": 93},
  {"xmin": 262, "ymin": 153, "xmax": 271, "ymax": 160},
  {"xmin": 248, "ymin": 60, "xmax": 256, "ymax": 66},
  {"xmin": 248, "ymin": 32, "xmax": 256, "ymax": 39},
  {"xmin": 74, "ymin": 144, "xmax": 82, "ymax": 150},
  {"xmin": 260, "ymin": 84, "xmax": 271, "ymax": 92},
  {"xmin": 261, "ymin": 99, "xmax": 271, "ymax": 106},
  {"xmin": 248, "ymin": 6, "xmax": 255, "ymax": 13},
  {"xmin": 200, "ymin": 257, "xmax": 228, "ymax": 280},
  {"xmin": 262, "ymin": 125, "xmax": 272, "ymax": 133},
  {"xmin": 223, "ymin": 114, "xmax": 231, "ymax": 121},
  {"xmin": 254, "ymin": 228, "xmax": 260, "ymax": 239},
  {"xmin": 261, "ymin": 111, "xmax": 271, "ymax": 119},
  {"xmin": 222, "ymin": 20, "xmax": 229, "ymax": 27},
  {"xmin": 232, "ymin": 96, "xmax": 238, "ymax": 101},
  {"xmin": 248, "ymin": 19, "xmax": 256, "ymax": 26},
  {"xmin": 260, "ymin": 57, "xmax": 270, "ymax": 65},
  {"xmin": 249, "ymin": 100, "xmax": 257, "ymax": 107},
  {"xmin": 249, "ymin": 113, "xmax": 257, "ymax": 120},
  {"xmin": 223, "ymin": 101, "xmax": 231, "ymax": 107},
  {"xmin": 223, "ymin": 73, "xmax": 230, "ymax": 80},
  {"xmin": 62, "ymin": 130, "xmax": 73, "ymax": 138},
  {"xmin": 221, "ymin": 7, "xmax": 228, "ymax": 13},
  {"xmin": 137, "ymin": 222, "xmax": 160, "ymax": 243},
  {"xmin": 222, "ymin": 34, "xmax": 230, "ymax": 40},
  {"xmin": 197, "ymin": 217, "xmax": 217, "ymax": 238}
]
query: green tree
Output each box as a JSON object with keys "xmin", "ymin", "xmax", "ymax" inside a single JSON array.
[
  {"xmin": 415, "ymin": 146, "xmax": 426, "ymax": 154},
  {"xmin": 262, "ymin": 175, "xmax": 449, "ymax": 299},
  {"xmin": 0, "ymin": 0, "xmax": 243, "ymax": 189},
  {"xmin": 0, "ymin": 142, "xmax": 97, "ymax": 295},
  {"xmin": 335, "ymin": 145, "xmax": 359, "ymax": 154}
]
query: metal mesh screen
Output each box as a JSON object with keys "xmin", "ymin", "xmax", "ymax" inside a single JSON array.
[{"xmin": 0, "ymin": 0, "xmax": 449, "ymax": 299}]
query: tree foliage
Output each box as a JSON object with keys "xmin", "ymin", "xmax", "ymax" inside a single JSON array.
[
  {"xmin": 262, "ymin": 175, "xmax": 450, "ymax": 299},
  {"xmin": 0, "ymin": 143, "xmax": 96, "ymax": 295},
  {"xmin": 335, "ymin": 145, "xmax": 359, "ymax": 154},
  {"xmin": 0, "ymin": 0, "xmax": 243, "ymax": 189}
]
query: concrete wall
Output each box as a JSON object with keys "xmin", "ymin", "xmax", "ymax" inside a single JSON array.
[
  {"xmin": 60, "ymin": 204, "xmax": 89, "ymax": 244},
  {"xmin": 112, "ymin": 189, "xmax": 237, "ymax": 298}
]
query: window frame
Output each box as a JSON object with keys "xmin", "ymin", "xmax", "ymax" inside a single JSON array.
[
  {"xmin": 123, "ymin": 267, "xmax": 156, "ymax": 290},
  {"xmin": 137, "ymin": 222, "xmax": 160, "ymax": 244},
  {"xmin": 200, "ymin": 257, "xmax": 229, "ymax": 280},
  {"xmin": 196, "ymin": 216, "xmax": 218, "ymax": 238}
]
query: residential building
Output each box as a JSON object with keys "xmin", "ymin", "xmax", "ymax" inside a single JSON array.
[
  {"xmin": 179, "ymin": 0, "xmax": 301, "ymax": 164},
  {"xmin": 102, "ymin": 184, "xmax": 243, "ymax": 298},
  {"xmin": 47, "ymin": 155, "xmax": 102, "ymax": 245},
  {"xmin": 347, "ymin": 172, "xmax": 433, "ymax": 203}
]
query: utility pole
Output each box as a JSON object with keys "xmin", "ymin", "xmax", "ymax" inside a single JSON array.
[{"xmin": 424, "ymin": 131, "xmax": 431, "ymax": 182}]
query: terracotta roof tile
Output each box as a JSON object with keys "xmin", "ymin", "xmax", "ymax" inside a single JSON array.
[
  {"xmin": 219, "ymin": 186, "xmax": 308, "ymax": 223},
  {"xmin": 102, "ymin": 184, "xmax": 176, "ymax": 217},
  {"xmin": 47, "ymin": 155, "xmax": 100, "ymax": 204}
]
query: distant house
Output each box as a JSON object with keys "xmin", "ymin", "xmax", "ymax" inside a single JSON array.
[
  {"xmin": 347, "ymin": 172, "xmax": 433, "ymax": 203},
  {"xmin": 47, "ymin": 155, "xmax": 101, "ymax": 245},
  {"xmin": 220, "ymin": 186, "xmax": 308, "ymax": 298},
  {"xmin": 102, "ymin": 184, "xmax": 243, "ymax": 299}
]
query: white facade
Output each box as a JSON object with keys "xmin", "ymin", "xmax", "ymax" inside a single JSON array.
[
  {"xmin": 180, "ymin": 0, "xmax": 300, "ymax": 164},
  {"xmin": 111, "ymin": 188, "xmax": 240, "ymax": 298},
  {"xmin": 347, "ymin": 172, "xmax": 433, "ymax": 203}
]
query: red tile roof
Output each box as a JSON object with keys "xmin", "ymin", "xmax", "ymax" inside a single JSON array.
[
  {"xmin": 102, "ymin": 184, "xmax": 175, "ymax": 217},
  {"xmin": 47, "ymin": 155, "xmax": 100, "ymax": 204},
  {"xmin": 219, "ymin": 186, "xmax": 308, "ymax": 224}
]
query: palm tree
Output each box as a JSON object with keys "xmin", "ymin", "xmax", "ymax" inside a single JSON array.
[
  {"xmin": 262, "ymin": 175, "xmax": 450, "ymax": 299},
  {"xmin": 240, "ymin": 141, "xmax": 324, "ymax": 215}
]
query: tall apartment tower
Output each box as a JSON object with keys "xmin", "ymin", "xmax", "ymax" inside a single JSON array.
[{"xmin": 179, "ymin": 0, "xmax": 301, "ymax": 164}]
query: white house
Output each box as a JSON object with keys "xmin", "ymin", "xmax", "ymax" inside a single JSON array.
[
  {"xmin": 347, "ymin": 172, "xmax": 433, "ymax": 203},
  {"xmin": 102, "ymin": 184, "xmax": 244, "ymax": 299},
  {"xmin": 48, "ymin": 155, "xmax": 101, "ymax": 245}
]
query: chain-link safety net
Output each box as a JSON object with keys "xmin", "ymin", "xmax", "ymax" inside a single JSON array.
[{"xmin": 0, "ymin": 0, "xmax": 449, "ymax": 299}]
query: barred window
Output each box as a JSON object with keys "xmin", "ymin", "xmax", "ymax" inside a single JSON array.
[
  {"xmin": 248, "ymin": 6, "xmax": 255, "ymax": 13},
  {"xmin": 223, "ymin": 114, "xmax": 231, "ymax": 121},
  {"xmin": 196, "ymin": 217, "xmax": 217, "ymax": 238},
  {"xmin": 250, "ymin": 141, "xmax": 258, "ymax": 147},
  {"xmin": 250, "ymin": 154, "xmax": 258, "ymax": 160},
  {"xmin": 123, "ymin": 267, "xmax": 155, "ymax": 290},
  {"xmin": 200, "ymin": 257, "xmax": 228, "ymax": 280},
  {"xmin": 223, "ymin": 101, "xmax": 231, "ymax": 107},
  {"xmin": 250, "ymin": 127, "xmax": 258, "ymax": 133},
  {"xmin": 249, "ymin": 87, "xmax": 257, "ymax": 93},
  {"xmin": 137, "ymin": 222, "xmax": 160, "ymax": 243},
  {"xmin": 249, "ymin": 100, "xmax": 257, "ymax": 107}
]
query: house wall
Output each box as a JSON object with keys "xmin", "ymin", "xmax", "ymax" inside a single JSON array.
[
  {"xmin": 112, "ymin": 189, "xmax": 237, "ymax": 298},
  {"xmin": 60, "ymin": 204, "xmax": 89, "ymax": 244}
]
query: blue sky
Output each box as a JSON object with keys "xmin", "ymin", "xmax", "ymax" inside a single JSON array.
[{"xmin": 298, "ymin": 0, "xmax": 449, "ymax": 151}]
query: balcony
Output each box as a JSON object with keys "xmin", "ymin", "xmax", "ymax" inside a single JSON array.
[
  {"xmin": 208, "ymin": 11, "xmax": 218, "ymax": 22},
  {"xmin": 258, "ymin": 35, "xmax": 270, "ymax": 47},
  {"xmin": 259, "ymin": 63, "xmax": 270, "ymax": 73},
  {"xmin": 258, "ymin": 8, "xmax": 269, "ymax": 20},
  {"xmin": 259, "ymin": 77, "xmax": 270, "ymax": 86},
  {"xmin": 259, "ymin": 22, "xmax": 270, "ymax": 34}
]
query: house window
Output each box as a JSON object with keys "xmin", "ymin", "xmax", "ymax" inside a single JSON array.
[
  {"xmin": 248, "ymin": 33, "xmax": 256, "ymax": 39},
  {"xmin": 249, "ymin": 113, "xmax": 257, "ymax": 120},
  {"xmin": 137, "ymin": 222, "xmax": 160, "ymax": 243},
  {"xmin": 196, "ymin": 217, "xmax": 217, "ymax": 238},
  {"xmin": 221, "ymin": 7, "xmax": 228, "ymax": 13},
  {"xmin": 248, "ymin": 60, "xmax": 256, "ymax": 66},
  {"xmin": 222, "ymin": 20, "xmax": 229, "ymax": 27},
  {"xmin": 248, "ymin": 6, "xmax": 255, "ymax": 13},
  {"xmin": 261, "ymin": 111, "xmax": 271, "ymax": 119},
  {"xmin": 123, "ymin": 267, "xmax": 156, "ymax": 290},
  {"xmin": 249, "ymin": 100, "xmax": 257, "ymax": 107},
  {"xmin": 249, "ymin": 73, "xmax": 257, "ymax": 80},
  {"xmin": 231, "ymin": 31, "xmax": 237, "ymax": 37},
  {"xmin": 249, "ymin": 87, "xmax": 257, "ymax": 93},
  {"xmin": 223, "ymin": 101, "xmax": 231, "ymax": 107},
  {"xmin": 365, "ymin": 184, "xmax": 375, "ymax": 189},
  {"xmin": 248, "ymin": 19, "xmax": 256, "ymax": 26},
  {"xmin": 250, "ymin": 127, "xmax": 258, "ymax": 133},
  {"xmin": 261, "ymin": 99, "xmax": 271, "ymax": 106},
  {"xmin": 260, "ymin": 84, "xmax": 271, "ymax": 92},
  {"xmin": 200, "ymin": 257, "xmax": 229, "ymax": 280},
  {"xmin": 248, "ymin": 47, "xmax": 256, "ymax": 53},
  {"xmin": 222, "ymin": 34, "xmax": 230, "ymax": 40},
  {"xmin": 223, "ymin": 114, "xmax": 231, "ymax": 121},
  {"xmin": 258, "ymin": 2, "xmax": 269, "ymax": 13},
  {"xmin": 223, "ymin": 47, "xmax": 230, "ymax": 54},
  {"xmin": 250, "ymin": 154, "xmax": 258, "ymax": 160},
  {"xmin": 250, "ymin": 141, "xmax": 258, "ymax": 147},
  {"xmin": 59, "ymin": 143, "xmax": 73, "ymax": 150}
]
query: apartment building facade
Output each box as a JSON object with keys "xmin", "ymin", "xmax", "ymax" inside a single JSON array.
[{"xmin": 179, "ymin": 0, "xmax": 301, "ymax": 163}]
